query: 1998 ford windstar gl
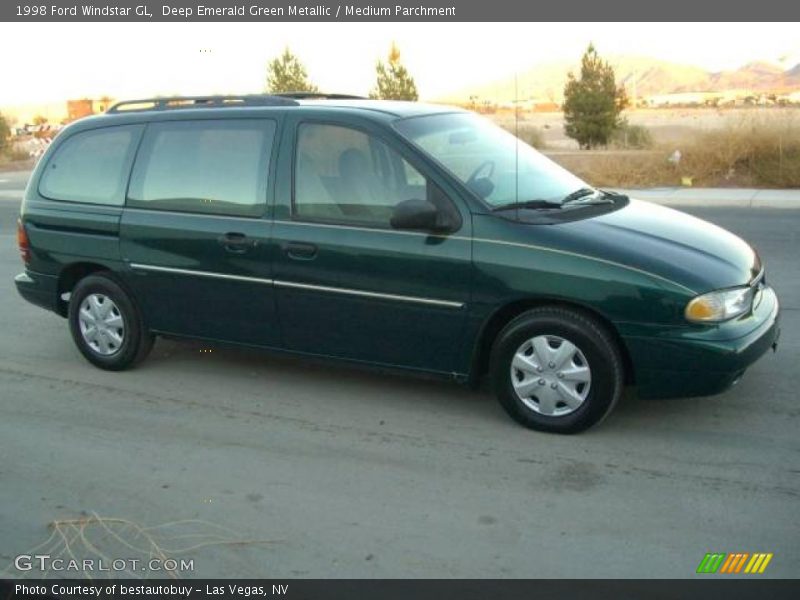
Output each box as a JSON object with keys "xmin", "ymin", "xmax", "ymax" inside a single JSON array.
[{"xmin": 15, "ymin": 94, "xmax": 781, "ymax": 433}]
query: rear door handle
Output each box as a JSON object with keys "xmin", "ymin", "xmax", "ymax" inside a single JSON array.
[
  {"xmin": 217, "ymin": 232, "xmax": 254, "ymax": 254},
  {"xmin": 284, "ymin": 241, "xmax": 318, "ymax": 260}
]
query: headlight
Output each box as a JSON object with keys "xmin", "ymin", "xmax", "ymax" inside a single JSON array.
[{"xmin": 685, "ymin": 286, "xmax": 755, "ymax": 323}]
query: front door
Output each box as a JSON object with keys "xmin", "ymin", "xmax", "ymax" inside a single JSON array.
[
  {"xmin": 271, "ymin": 119, "xmax": 472, "ymax": 374},
  {"xmin": 120, "ymin": 117, "xmax": 280, "ymax": 346}
]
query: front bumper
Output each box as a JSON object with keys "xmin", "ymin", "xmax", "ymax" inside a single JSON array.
[
  {"xmin": 623, "ymin": 286, "xmax": 780, "ymax": 399},
  {"xmin": 15, "ymin": 270, "xmax": 61, "ymax": 314}
]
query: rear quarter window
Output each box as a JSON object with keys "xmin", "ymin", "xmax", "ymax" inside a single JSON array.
[{"xmin": 39, "ymin": 125, "xmax": 141, "ymax": 205}]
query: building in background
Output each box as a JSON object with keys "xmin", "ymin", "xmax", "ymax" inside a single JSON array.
[
  {"xmin": 66, "ymin": 97, "xmax": 114, "ymax": 122},
  {"xmin": 66, "ymin": 99, "xmax": 93, "ymax": 121}
]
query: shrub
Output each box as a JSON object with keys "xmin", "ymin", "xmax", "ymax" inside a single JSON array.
[
  {"xmin": 680, "ymin": 116, "xmax": 800, "ymax": 187},
  {"xmin": 0, "ymin": 112, "xmax": 11, "ymax": 155},
  {"xmin": 7, "ymin": 147, "xmax": 31, "ymax": 161},
  {"xmin": 518, "ymin": 125, "xmax": 547, "ymax": 150},
  {"xmin": 548, "ymin": 114, "xmax": 800, "ymax": 189},
  {"xmin": 610, "ymin": 122, "xmax": 653, "ymax": 149},
  {"xmin": 501, "ymin": 124, "xmax": 547, "ymax": 150},
  {"xmin": 552, "ymin": 151, "xmax": 672, "ymax": 188}
]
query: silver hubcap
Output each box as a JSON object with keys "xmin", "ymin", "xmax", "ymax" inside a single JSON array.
[
  {"xmin": 78, "ymin": 293, "xmax": 125, "ymax": 356},
  {"xmin": 510, "ymin": 334, "xmax": 592, "ymax": 417}
]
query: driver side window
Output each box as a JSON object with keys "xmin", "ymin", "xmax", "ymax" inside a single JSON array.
[{"xmin": 293, "ymin": 123, "xmax": 428, "ymax": 228}]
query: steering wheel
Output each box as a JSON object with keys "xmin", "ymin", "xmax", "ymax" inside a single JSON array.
[{"xmin": 466, "ymin": 160, "xmax": 495, "ymax": 187}]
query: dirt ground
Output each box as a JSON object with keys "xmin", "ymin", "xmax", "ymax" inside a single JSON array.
[
  {"xmin": 0, "ymin": 158, "xmax": 36, "ymax": 172},
  {"xmin": 490, "ymin": 107, "xmax": 800, "ymax": 188},
  {"xmin": 491, "ymin": 106, "xmax": 800, "ymax": 150}
]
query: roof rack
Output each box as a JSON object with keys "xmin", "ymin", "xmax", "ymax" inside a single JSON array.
[
  {"xmin": 106, "ymin": 94, "xmax": 299, "ymax": 114},
  {"xmin": 273, "ymin": 92, "xmax": 368, "ymax": 100}
]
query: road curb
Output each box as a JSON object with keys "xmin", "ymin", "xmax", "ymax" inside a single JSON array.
[{"xmin": 614, "ymin": 187, "xmax": 800, "ymax": 209}]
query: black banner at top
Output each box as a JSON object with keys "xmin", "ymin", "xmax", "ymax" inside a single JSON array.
[{"xmin": 2, "ymin": 0, "xmax": 800, "ymax": 22}]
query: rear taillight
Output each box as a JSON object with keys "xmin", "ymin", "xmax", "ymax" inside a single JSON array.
[{"xmin": 17, "ymin": 219, "xmax": 31, "ymax": 266}]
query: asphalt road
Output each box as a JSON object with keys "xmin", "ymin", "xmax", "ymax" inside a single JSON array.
[{"xmin": 0, "ymin": 175, "xmax": 798, "ymax": 578}]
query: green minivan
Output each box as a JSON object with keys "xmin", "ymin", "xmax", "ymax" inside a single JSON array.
[{"xmin": 15, "ymin": 95, "xmax": 780, "ymax": 433}]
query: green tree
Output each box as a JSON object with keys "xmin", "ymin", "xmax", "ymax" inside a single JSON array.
[
  {"xmin": 0, "ymin": 112, "xmax": 12, "ymax": 155},
  {"xmin": 265, "ymin": 48, "xmax": 318, "ymax": 94},
  {"xmin": 370, "ymin": 43, "xmax": 419, "ymax": 101},
  {"xmin": 562, "ymin": 43, "xmax": 628, "ymax": 149},
  {"xmin": 32, "ymin": 115, "xmax": 50, "ymax": 139}
]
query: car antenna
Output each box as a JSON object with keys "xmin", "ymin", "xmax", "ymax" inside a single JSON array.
[{"xmin": 515, "ymin": 72, "xmax": 520, "ymax": 222}]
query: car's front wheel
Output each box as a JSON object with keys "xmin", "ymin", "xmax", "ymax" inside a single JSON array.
[
  {"xmin": 490, "ymin": 307, "xmax": 623, "ymax": 433},
  {"xmin": 68, "ymin": 274, "xmax": 154, "ymax": 370}
]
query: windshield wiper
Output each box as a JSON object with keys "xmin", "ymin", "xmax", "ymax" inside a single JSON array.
[
  {"xmin": 562, "ymin": 187, "xmax": 616, "ymax": 206},
  {"xmin": 492, "ymin": 188, "xmax": 626, "ymax": 212},
  {"xmin": 599, "ymin": 189, "xmax": 629, "ymax": 201},
  {"xmin": 491, "ymin": 199, "xmax": 563, "ymax": 212}
]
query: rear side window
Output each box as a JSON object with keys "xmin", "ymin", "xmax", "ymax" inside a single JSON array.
[
  {"xmin": 128, "ymin": 119, "xmax": 276, "ymax": 218},
  {"xmin": 39, "ymin": 125, "xmax": 140, "ymax": 205}
]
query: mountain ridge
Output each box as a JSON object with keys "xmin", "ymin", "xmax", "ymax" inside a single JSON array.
[{"xmin": 438, "ymin": 56, "xmax": 800, "ymax": 103}]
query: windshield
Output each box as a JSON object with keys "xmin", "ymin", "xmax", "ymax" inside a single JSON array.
[{"xmin": 395, "ymin": 112, "xmax": 588, "ymax": 208}]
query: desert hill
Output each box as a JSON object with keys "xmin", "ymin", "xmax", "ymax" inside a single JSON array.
[{"xmin": 439, "ymin": 56, "xmax": 800, "ymax": 104}]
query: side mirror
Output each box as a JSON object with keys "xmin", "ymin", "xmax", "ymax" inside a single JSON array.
[
  {"xmin": 468, "ymin": 177, "xmax": 494, "ymax": 199},
  {"xmin": 390, "ymin": 198, "xmax": 441, "ymax": 232}
]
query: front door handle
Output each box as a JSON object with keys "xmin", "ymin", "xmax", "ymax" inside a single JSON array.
[
  {"xmin": 284, "ymin": 241, "xmax": 318, "ymax": 260},
  {"xmin": 217, "ymin": 232, "xmax": 254, "ymax": 254}
]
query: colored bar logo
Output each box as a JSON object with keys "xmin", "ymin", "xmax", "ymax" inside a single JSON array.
[{"xmin": 697, "ymin": 552, "xmax": 773, "ymax": 574}]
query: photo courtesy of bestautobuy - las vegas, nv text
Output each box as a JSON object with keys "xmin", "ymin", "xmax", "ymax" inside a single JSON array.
[{"xmin": 0, "ymin": 1, "xmax": 799, "ymax": 598}]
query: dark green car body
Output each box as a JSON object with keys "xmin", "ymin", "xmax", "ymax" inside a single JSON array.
[{"xmin": 15, "ymin": 98, "xmax": 780, "ymax": 400}]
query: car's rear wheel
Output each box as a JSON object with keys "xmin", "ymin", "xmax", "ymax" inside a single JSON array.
[
  {"xmin": 490, "ymin": 307, "xmax": 623, "ymax": 433},
  {"xmin": 68, "ymin": 274, "xmax": 153, "ymax": 370}
]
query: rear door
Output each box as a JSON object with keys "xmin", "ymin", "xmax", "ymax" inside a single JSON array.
[
  {"xmin": 270, "ymin": 116, "xmax": 472, "ymax": 374},
  {"xmin": 120, "ymin": 117, "xmax": 280, "ymax": 346}
]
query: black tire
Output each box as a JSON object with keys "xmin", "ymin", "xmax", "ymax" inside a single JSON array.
[
  {"xmin": 68, "ymin": 273, "xmax": 154, "ymax": 371},
  {"xmin": 490, "ymin": 307, "xmax": 623, "ymax": 434}
]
